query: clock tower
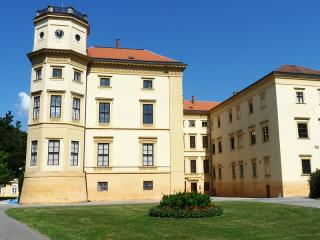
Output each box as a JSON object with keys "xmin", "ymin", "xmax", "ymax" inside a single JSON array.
[{"xmin": 20, "ymin": 6, "xmax": 90, "ymax": 204}]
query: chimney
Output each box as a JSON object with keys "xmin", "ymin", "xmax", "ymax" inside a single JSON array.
[
  {"xmin": 116, "ymin": 38, "xmax": 120, "ymax": 48},
  {"xmin": 191, "ymin": 95, "xmax": 196, "ymax": 103}
]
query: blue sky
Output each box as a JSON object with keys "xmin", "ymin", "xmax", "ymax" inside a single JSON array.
[{"xmin": 1, "ymin": 0, "xmax": 320, "ymax": 130}]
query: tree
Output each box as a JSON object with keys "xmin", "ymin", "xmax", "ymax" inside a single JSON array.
[
  {"xmin": 0, "ymin": 111, "xmax": 27, "ymax": 195},
  {"xmin": 309, "ymin": 169, "xmax": 320, "ymax": 199}
]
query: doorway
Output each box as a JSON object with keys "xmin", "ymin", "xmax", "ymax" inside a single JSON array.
[
  {"xmin": 266, "ymin": 184, "xmax": 271, "ymax": 198},
  {"xmin": 191, "ymin": 182, "xmax": 197, "ymax": 192}
]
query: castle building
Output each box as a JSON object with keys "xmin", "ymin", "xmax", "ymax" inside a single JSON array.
[{"xmin": 20, "ymin": 6, "xmax": 318, "ymax": 204}]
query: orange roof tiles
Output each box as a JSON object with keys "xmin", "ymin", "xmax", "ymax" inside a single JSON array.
[
  {"xmin": 87, "ymin": 47, "xmax": 180, "ymax": 63},
  {"xmin": 276, "ymin": 65, "xmax": 320, "ymax": 75},
  {"xmin": 184, "ymin": 100, "xmax": 220, "ymax": 112}
]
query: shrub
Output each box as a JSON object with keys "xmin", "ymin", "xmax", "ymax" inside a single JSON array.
[
  {"xmin": 309, "ymin": 169, "xmax": 320, "ymax": 198},
  {"xmin": 149, "ymin": 192, "xmax": 223, "ymax": 218}
]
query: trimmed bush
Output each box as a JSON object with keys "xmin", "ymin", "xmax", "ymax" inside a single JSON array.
[
  {"xmin": 309, "ymin": 169, "xmax": 320, "ymax": 198},
  {"xmin": 149, "ymin": 192, "xmax": 223, "ymax": 218}
]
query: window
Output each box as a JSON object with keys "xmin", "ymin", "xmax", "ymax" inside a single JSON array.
[
  {"xmin": 213, "ymin": 167, "xmax": 216, "ymax": 179},
  {"xmin": 236, "ymin": 106, "xmax": 241, "ymax": 120},
  {"xmin": 218, "ymin": 165, "xmax": 222, "ymax": 179},
  {"xmin": 33, "ymin": 96, "xmax": 40, "ymax": 119},
  {"xmin": 143, "ymin": 181, "xmax": 153, "ymax": 190},
  {"xmin": 52, "ymin": 68, "xmax": 62, "ymax": 78},
  {"xmin": 237, "ymin": 131, "xmax": 243, "ymax": 148},
  {"xmin": 72, "ymin": 98, "xmax": 80, "ymax": 120},
  {"xmin": 97, "ymin": 143, "xmax": 109, "ymax": 166},
  {"xmin": 204, "ymin": 182, "xmax": 210, "ymax": 191},
  {"xmin": 231, "ymin": 162, "xmax": 236, "ymax": 179},
  {"xmin": 218, "ymin": 140, "xmax": 222, "ymax": 153},
  {"xmin": 100, "ymin": 78, "xmax": 110, "ymax": 87},
  {"xmin": 202, "ymin": 121, "xmax": 208, "ymax": 127},
  {"xmin": 73, "ymin": 71, "xmax": 81, "ymax": 82},
  {"xmin": 35, "ymin": 67, "xmax": 42, "ymax": 80},
  {"xmin": 230, "ymin": 136, "xmax": 235, "ymax": 150},
  {"xmin": 70, "ymin": 141, "xmax": 79, "ymax": 166},
  {"xmin": 97, "ymin": 182, "xmax": 108, "ymax": 191},
  {"xmin": 189, "ymin": 120, "xmax": 195, "ymax": 127},
  {"xmin": 202, "ymin": 135, "xmax": 208, "ymax": 148},
  {"xmin": 47, "ymin": 140, "xmax": 60, "ymax": 165},
  {"xmin": 190, "ymin": 136, "xmax": 196, "ymax": 149},
  {"xmin": 296, "ymin": 91, "xmax": 304, "ymax": 104},
  {"xmin": 50, "ymin": 95, "xmax": 61, "ymax": 118},
  {"xmin": 260, "ymin": 92, "xmax": 266, "ymax": 109},
  {"xmin": 30, "ymin": 140, "xmax": 38, "ymax": 166},
  {"xmin": 217, "ymin": 117, "xmax": 221, "ymax": 128},
  {"xmin": 248, "ymin": 100, "xmax": 254, "ymax": 114},
  {"xmin": 143, "ymin": 79, "xmax": 153, "ymax": 89},
  {"xmin": 239, "ymin": 162, "xmax": 244, "ymax": 178},
  {"xmin": 190, "ymin": 160, "xmax": 197, "ymax": 173},
  {"xmin": 229, "ymin": 111, "xmax": 233, "ymax": 123},
  {"xmin": 262, "ymin": 126, "xmax": 269, "ymax": 142},
  {"xmin": 99, "ymin": 102, "xmax": 110, "ymax": 123},
  {"xmin": 12, "ymin": 187, "xmax": 17, "ymax": 195},
  {"xmin": 252, "ymin": 160, "xmax": 257, "ymax": 177},
  {"xmin": 250, "ymin": 129, "xmax": 256, "ymax": 145},
  {"xmin": 212, "ymin": 143, "xmax": 216, "ymax": 154},
  {"xmin": 264, "ymin": 156, "xmax": 271, "ymax": 176},
  {"xmin": 143, "ymin": 143, "xmax": 154, "ymax": 166},
  {"xmin": 143, "ymin": 104, "xmax": 153, "ymax": 124},
  {"xmin": 302, "ymin": 159, "xmax": 311, "ymax": 175},
  {"xmin": 203, "ymin": 160, "xmax": 209, "ymax": 173},
  {"xmin": 298, "ymin": 123, "xmax": 309, "ymax": 138}
]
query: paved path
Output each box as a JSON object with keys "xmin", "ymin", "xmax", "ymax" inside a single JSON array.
[
  {"xmin": 0, "ymin": 205, "xmax": 48, "ymax": 240},
  {"xmin": 213, "ymin": 196, "xmax": 320, "ymax": 208}
]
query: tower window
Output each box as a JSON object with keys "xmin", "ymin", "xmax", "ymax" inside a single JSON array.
[
  {"xmin": 35, "ymin": 67, "xmax": 42, "ymax": 80},
  {"xmin": 47, "ymin": 140, "xmax": 60, "ymax": 165},
  {"xmin": 75, "ymin": 34, "xmax": 81, "ymax": 41},
  {"xmin": 33, "ymin": 96, "xmax": 40, "ymax": 119},
  {"xmin": 50, "ymin": 95, "xmax": 61, "ymax": 118},
  {"xmin": 70, "ymin": 141, "xmax": 79, "ymax": 166},
  {"xmin": 72, "ymin": 98, "xmax": 81, "ymax": 120},
  {"xmin": 52, "ymin": 68, "xmax": 62, "ymax": 78},
  {"xmin": 73, "ymin": 71, "xmax": 81, "ymax": 82},
  {"xmin": 39, "ymin": 32, "xmax": 44, "ymax": 39},
  {"xmin": 30, "ymin": 140, "xmax": 38, "ymax": 166}
]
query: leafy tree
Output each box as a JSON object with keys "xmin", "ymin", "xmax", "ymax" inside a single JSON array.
[
  {"xmin": 0, "ymin": 111, "xmax": 27, "ymax": 195},
  {"xmin": 309, "ymin": 169, "xmax": 320, "ymax": 199}
]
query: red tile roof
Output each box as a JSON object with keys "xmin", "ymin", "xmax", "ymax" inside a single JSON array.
[
  {"xmin": 87, "ymin": 47, "xmax": 180, "ymax": 63},
  {"xmin": 276, "ymin": 65, "xmax": 320, "ymax": 75},
  {"xmin": 184, "ymin": 100, "xmax": 220, "ymax": 112}
]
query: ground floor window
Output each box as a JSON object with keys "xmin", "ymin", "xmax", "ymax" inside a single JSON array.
[
  {"xmin": 143, "ymin": 181, "xmax": 153, "ymax": 190},
  {"xmin": 97, "ymin": 182, "xmax": 108, "ymax": 191},
  {"xmin": 302, "ymin": 159, "xmax": 311, "ymax": 175}
]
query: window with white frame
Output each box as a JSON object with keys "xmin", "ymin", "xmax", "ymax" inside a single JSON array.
[
  {"xmin": 143, "ymin": 143, "xmax": 154, "ymax": 166},
  {"xmin": 72, "ymin": 97, "xmax": 80, "ymax": 120},
  {"xmin": 97, "ymin": 143, "xmax": 109, "ymax": 166},
  {"xmin": 296, "ymin": 91, "xmax": 305, "ymax": 104},
  {"xmin": 30, "ymin": 140, "xmax": 38, "ymax": 166},
  {"xmin": 50, "ymin": 95, "xmax": 61, "ymax": 118},
  {"xmin": 143, "ymin": 79, "xmax": 153, "ymax": 89},
  {"xmin": 70, "ymin": 141, "xmax": 79, "ymax": 166},
  {"xmin": 35, "ymin": 67, "xmax": 42, "ymax": 81},
  {"xmin": 33, "ymin": 96, "xmax": 40, "ymax": 119},
  {"xmin": 73, "ymin": 71, "xmax": 81, "ymax": 82},
  {"xmin": 47, "ymin": 140, "xmax": 60, "ymax": 165},
  {"xmin": 52, "ymin": 68, "xmax": 62, "ymax": 78}
]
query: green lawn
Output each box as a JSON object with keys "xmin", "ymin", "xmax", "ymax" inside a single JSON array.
[{"xmin": 6, "ymin": 202, "xmax": 320, "ymax": 240}]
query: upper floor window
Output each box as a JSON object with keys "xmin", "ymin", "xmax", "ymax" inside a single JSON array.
[
  {"xmin": 218, "ymin": 140, "xmax": 222, "ymax": 153},
  {"xmin": 251, "ymin": 159, "xmax": 257, "ymax": 177},
  {"xmin": 35, "ymin": 67, "xmax": 42, "ymax": 81},
  {"xmin": 190, "ymin": 136, "xmax": 196, "ymax": 149},
  {"xmin": 218, "ymin": 165, "xmax": 222, "ymax": 179},
  {"xmin": 143, "ymin": 79, "xmax": 153, "ymax": 89},
  {"xmin": 33, "ymin": 96, "xmax": 40, "ymax": 119},
  {"xmin": 298, "ymin": 123, "xmax": 309, "ymax": 139},
  {"xmin": 237, "ymin": 131, "xmax": 243, "ymax": 148},
  {"xmin": 262, "ymin": 125, "xmax": 269, "ymax": 142},
  {"xmin": 99, "ymin": 102, "xmax": 110, "ymax": 124},
  {"xmin": 212, "ymin": 143, "xmax": 216, "ymax": 154},
  {"xmin": 143, "ymin": 104, "xmax": 153, "ymax": 125},
  {"xmin": 260, "ymin": 92, "xmax": 266, "ymax": 109},
  {"xmin": 236, "ymin": 106, "xmax": 241, "ymax": 120},
  {"xmin": 100, "ymin": 78, "xmax": 110, "ymax": 87},
  {"xmin": 239, "ymin": 161, "xmax": 244, "ymax": 178},
  {"xmin": 229, "ymin": 111, "xmax": 233, "ymax": 123},
  {"xmin": 70, "ymin": 141, "xmax": 79, "ymax": 166},
  {"xmin": 202, "ymin": 135, "xmax": 208, "ymax": 149},
  {"xmin": 231, "ymin": 162, "xmax": 236, "ymax": 179},
  {"xmin": 230, "ymin": 136, "xmax": 235, "ymax": 150},
  {"xmin": 189, "ymin": 120, "xmax": 195, "ymax": 127},
  {"xmin": 72, "ymin": 98, "xmax": 80, "ymax": 120},
  {"xmin": 73, "ymin": 71, "xmax": 81, "ymax": 82},
  {"xmin": 202, "ymin": 121, "xmax": 208, "ymax": 127},
  {"xmin": 248, "ymin": 100, "xmax": 254, "ymax": 114},
  {"xmin": 190, "ymin": 160, "xmax": 197, "ymax": 173},
  {"xmin": 203, "ymin": 160, "xmax": 209, "ymax": 173},
  {"xmin": 143, "ymin": 143, "xmax": 154, "ymax": 166},
  {"xmin": 48, "ymin": 140, "xmax": 60, "ymax": 165},
  {"xmin": 52, "ymin": 68, "xmax": 62, "ymax": 78},
  {"xmin": 302, "ymin": 159, "xmax": 311, "ymax": 175},
  {"xmin": 50, "ymin": 95, "xmax": 61, "ymax": 118},
  {"xmin": 250, "ymin": 129, "xmax": 256, "ymax": 145},
  {"xmin": 30, "ymin": 140, "xmax": 38, "ymax": 166},
  {"xmin": 213, "ymin": 167, "xmax": 216, "ymax": 179},
  {"xmin": 296, "ymin": 91, "xmax": 304, "ymax": 104},
  {"xmin": 97, "ymin": 143, "xmax": 109, "ymax": 166},
  {"xmin": 217, "ymin": 117, "xmax": 221, "ymax": 128}
]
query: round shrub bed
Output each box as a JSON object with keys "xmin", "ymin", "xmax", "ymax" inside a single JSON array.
[{"xmin": 149, "ymin": 192, "xmax": 223, "ymax": 218}]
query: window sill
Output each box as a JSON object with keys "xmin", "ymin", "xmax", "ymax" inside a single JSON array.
[
  {"xmin": 301, "ymin": 174, "xmax": 311, "ymax": 176},
  {"xmin": 99, "ymin": 123, "xmax": 111, "ymax": 127},
  {"xmin": 98, "ymin": 86, "xmax": 112, "ymax": 89},
  {"xmin": 94, "ymin": 166, "xmax": 112, "ymax": 170},
  {"xmin": 298, "ymin": 138, "xmax": 310, "ymax": 140},
  {"xmin": 142, "ymin": 124, "xmax": 155, "ymax": 128},
  {"xmin": 72, "ymin": 80, "xmax": 83, "ymax": 85},
  {"xmin": 33, "ymin": 79, "xmax": 42, "ymax": 82},
  {"xmin": 50, "ymin": 77, "xmax": 64, "ymax": 80},
  {"xmin": 139, "ymin": 166, "xmax": 157, "ymax": 170},
  {"xmin": 141, "ymin": 88, "xmax": 155, "ymax": 90},
  {"xmin": 296, "ymin": 103, "xmax": 306, "ymax": 105}
]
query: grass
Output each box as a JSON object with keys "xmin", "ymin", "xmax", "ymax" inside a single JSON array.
[{"xmin": 6, "ymin": 202, "xmax": 320, "ymax": 240}]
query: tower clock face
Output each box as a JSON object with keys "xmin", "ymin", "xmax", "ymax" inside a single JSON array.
[{"xmin": 55, "ymin": 29, "xmax": 64, "ymax": 39}]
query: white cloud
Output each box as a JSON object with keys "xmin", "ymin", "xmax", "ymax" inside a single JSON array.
[{"xmin": 16, "ymin": 92, "xmax": 30, "ymax": 116}]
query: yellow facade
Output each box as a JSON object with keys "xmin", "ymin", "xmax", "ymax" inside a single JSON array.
[{"xmin": 0, "ymin": 180, "xmax": 19, "ymax": 198}]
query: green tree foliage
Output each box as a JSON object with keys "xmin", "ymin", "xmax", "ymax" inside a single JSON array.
[
  {"xmin": 0, "ymin": 111, "xmax": 27, "ymax": 193},
  {"xmin": 309, "ymin": 169, "xmax": 320, "ymax": 199}
]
